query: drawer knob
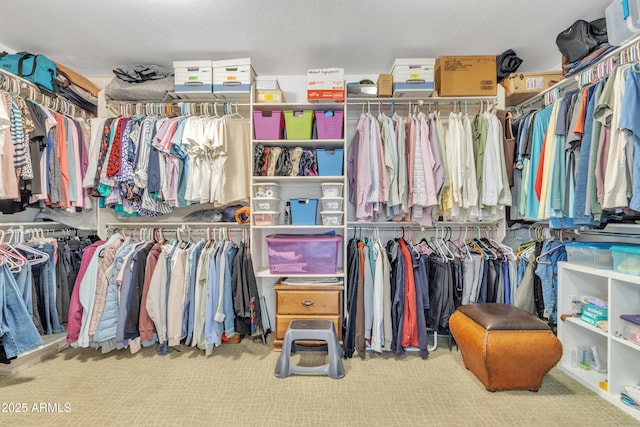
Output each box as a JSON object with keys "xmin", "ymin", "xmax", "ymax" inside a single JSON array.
[{"xmin": 301, "ymin": 300, "xmax": 315, "ymax": 308}]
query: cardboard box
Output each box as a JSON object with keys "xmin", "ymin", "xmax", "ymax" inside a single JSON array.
[
  {"xmin": 377, "ymin": 74, "xmax": 393, "ymax": 97},
  {"xmin": 255, "ymin": 89, "xmax": 285, "ymax": 103},
  {"xmin": 173, "ymin": 60, "xmax": 213, "ymax": 94},
  {"xmin": 435, "ymin": 56, "xmax": 497, "ymax": 97},
  {"xmin": 212, "ymin": 58, "xmax": 255, "ymax": 95},
  {"xmin": 502, "ymin": 71, "xmax": 564, "ymax": 106},
  {"xmin": 307, "ymin": 68, "xmax": 344, "ymax": 101}
]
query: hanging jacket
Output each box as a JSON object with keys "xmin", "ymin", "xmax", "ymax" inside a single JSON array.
[
  {"xmin": 66, "ymin": 240, "xmax": 105, "ymax": 344},
  {"xmin": 93, "ymin": 241, "xmax": 134, "ymax": 349}
]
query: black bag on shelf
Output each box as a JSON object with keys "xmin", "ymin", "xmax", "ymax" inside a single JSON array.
[{"xmin": 556, "ymin": 18, "xmax": 607, "ymax": 63}]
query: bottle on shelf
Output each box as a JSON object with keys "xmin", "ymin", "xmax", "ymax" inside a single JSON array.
[{"xmin": 284, "ymin": 201, "xmax": 291, "ymax": 225}]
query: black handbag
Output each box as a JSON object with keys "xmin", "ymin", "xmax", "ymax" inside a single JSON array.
[{"xmin": 556, "ymin": 19, "xmax": 607, "ymax": 63}]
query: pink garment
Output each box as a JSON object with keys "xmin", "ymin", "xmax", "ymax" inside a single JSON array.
[
  {"xmin": 354, "ymin": 114, "xmax": 372, "ymax": 221},
  {"xmin": 66, "ymin": 240, "xmax": 105, "ymax": 343},
  {"xmin": 156, "ymin": 118, "xmax": 180, "ymax": 204},
  {"xmin": 69, "ymin": 120, "xmax": 85, "ymax": 208},
  {"xmin": 404, "ymin": 115, "xmax": 416, "ymax": 221},
  {"xmin": 372, "ymin": 116, "xmax": 388, "ymax": 204}
]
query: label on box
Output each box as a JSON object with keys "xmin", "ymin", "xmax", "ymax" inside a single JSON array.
[
  {"xmin": 307, "ymin": 89, "xmax": 345, "ymax": 101},
  {"xmin": 526, "ymin": 77, "xmax": 544, "ymax": 90}
]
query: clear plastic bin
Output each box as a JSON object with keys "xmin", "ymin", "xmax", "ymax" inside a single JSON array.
[
  {"xmin": 611, "ymin": 245, "xmax": 640, "ymax": 276},
  {"xmin": 564, "ymin": 242, "xmax": 615, "ymax": 269},
  {"xmin": 253, "ymin": 211, "xmax": 280, "ymax": 226},
  {"xmin": 266, "ymin": 234, "xmax": 342, "ymax": 274},
  {"xmin": 320, "ymin": 211, "xmax": 343, "ymax": 226},
  {"xmin": 253, "ymin": 182, "xmax": 280, "ymax": 198},
  {"xmin": 320, "ymin": 183, "xmax": 344, "ymax": 198},
  {"xmin": 320, "ymin": 197, "xmax": 343, "ymax": 212},
  {"xmin": 253, "ymin": 197, "xmax": 281, "ymax": 212}
]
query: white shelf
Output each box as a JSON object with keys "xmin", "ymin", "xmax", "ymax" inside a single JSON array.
[
  {"xmin": 0, "ymin": 332, "xmax": 67, "ymax": 377},
  {"xmin": 253, "ymin": 175, "xmax": 344, "ymax": 183},
  {"xmin": 252, "ymin": 139, "xmax": 343, "ymax": 145},
  {"xmin": 565, "ymin": 316, "xmax": 609, "ymax": 338},
  {"xmin": 255, "ymin": 268, "xmax": 345, "ymax": 278},
  {"xmin": 560, "ymin": 261, "xmax": 640, "ymax": 284},
  {"xmin": 611, "ymin": 335, "xmax": 640, "ymax": 352},
  {"xmin": 250, "ymin": 98, "xmax": 348, "ymax": 332},
  {"xmin": 253, "ymin": 225, "xmax": 343, "ymax": 230},
  {"xmin": 254, "ymin": 101, "xmax": 344, "ymax": 108},
  {"xmin": 558, "ymin": 263, "xmax": 640, "ymax": 421}
]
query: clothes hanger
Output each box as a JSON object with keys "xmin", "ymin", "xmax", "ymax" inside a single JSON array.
[
  {"xmin": 11, "ymin": 229, "xmax": 49, "ymax": 265},
  {"xmin": 0, "ymin": 230, "xmax": 28, "ymax": 272}
]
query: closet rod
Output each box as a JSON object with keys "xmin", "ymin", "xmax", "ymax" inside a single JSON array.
[
  {"xmin": 346, "ymin": 97, "xmax": 497, "ymax": 105},
  {"xmin": 0, "ymin": 221, "xmax": 69, "ymax": 229},
  {"xmin": 0, "ymin": 67, "xmax": 39, "ymax": 92},
  {"xmin": 0, "ymin": 68, "xmax": 91, "ymax": 119},
  {"xmin": 103, "ymin": 222, "xmax": 249, "ymax": 229},
  {"xmin": 347, "ymin": 221, "xmax": 499, "ymax": 229},
  {"xmin": 107, "ymin": 101, "xmax": 252, "ymax": 108}
]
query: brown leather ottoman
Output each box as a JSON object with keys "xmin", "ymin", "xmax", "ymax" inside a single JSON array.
[{"xmin": 449, "ymin": 303, "xmax": 562, "ymax": 392}]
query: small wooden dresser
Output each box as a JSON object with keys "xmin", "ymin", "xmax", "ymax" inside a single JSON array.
[{"xmin": 273, "ymin": 283, "xmax": 343, "ymax": 350}]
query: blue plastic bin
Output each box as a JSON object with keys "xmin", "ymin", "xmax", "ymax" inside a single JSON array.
[
  {"xmin": 290, "ymin": 198, "xmax": 318, "ymax": 225},
  {"xmin": 316, "ymin": 148, "xmax": 344, "ymax": 176}
]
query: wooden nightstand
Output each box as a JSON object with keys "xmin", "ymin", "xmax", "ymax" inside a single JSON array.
[{"xmin": 273, "ymin": 283, "xmax": 343, "ymax": 351}]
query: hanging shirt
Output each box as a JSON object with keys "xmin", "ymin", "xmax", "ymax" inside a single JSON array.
[
  {"xmin": 603, "ymin": 64, "xmax": 633, "ymax": 209},
  {"xmin": 619, "ymin": 65, "xmax": 640, "ymax": 211}
]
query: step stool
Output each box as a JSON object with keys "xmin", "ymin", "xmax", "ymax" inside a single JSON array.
[{"xmin": 274, "ymin": 319, "xmax": 345, "ymax": 379}]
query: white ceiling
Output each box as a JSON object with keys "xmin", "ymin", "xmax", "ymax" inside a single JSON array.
[{"xmin": 0, "ymin": 0, "xmax": 611, "ymax": 78}]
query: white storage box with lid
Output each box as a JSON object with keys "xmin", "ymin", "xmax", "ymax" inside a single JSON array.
[
  {"xmin": 564, "ymin": 241, "xmax": 616, "ymax": 269},
  {"xmin": 320, "ymin": 211, "xmax": 343, "ymax": 226},
  {"xmin": 391, "ymin": 58, "xmax": 435, "ymax": 97},
  {"xmin": 255, "ymin": 76, "xmax": 280, "ymax": 90},
  {"xmin": 606, "ymin": 0, "xmax": 640, "ymax": 46},
  {"xmin": 252, "ymin": 197, "xmax": 281, "ymax": 212},
  {"xmin": 212, "ymin": 58, "xmax": 255, "ymax": 94},
  {"xmin": 321, "ymin": 183, "xmax": 344, "ymax": 198},
  {"xmin": 253, "ymin": 182, "xmax": 280, "ymax": 199},
  {"xmin": 611, "ymin": 245, "xmax": 640, "ymax": 275},
  {"xmin": 173, "ymin": 60, "xmax": 213, "ymax": 94},
  {"xmin": 253, "ymin": 211, "xmax": 280, "ymax": 226},
  {"xmin": 320, "ymin": 197, "xmax": 343, "ymax": 212}
]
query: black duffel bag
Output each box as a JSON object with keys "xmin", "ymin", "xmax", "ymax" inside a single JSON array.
[{"xmin": 556, "ymin": 18, "xmax": 608, "ymax": 63}]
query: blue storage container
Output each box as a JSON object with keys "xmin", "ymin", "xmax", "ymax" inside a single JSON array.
[
  {"xmin": 316, "ymin": 148, "xmax": 344, "ymax": 176},
  {"xmin": 290, "ymin": 198, "xmax": 318, "ymax": 225}
]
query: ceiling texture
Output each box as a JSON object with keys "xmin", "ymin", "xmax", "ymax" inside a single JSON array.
[{"xmin": 0, "ymin": 0, "xmax": 611, "ymax": 79}]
